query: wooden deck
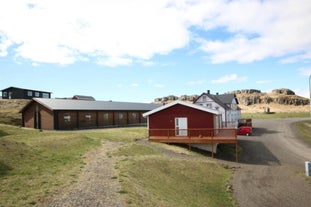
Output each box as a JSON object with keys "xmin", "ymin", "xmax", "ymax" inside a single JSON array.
[{"xmin": 148, "ymin": 128, "xmax": 238, "ymax": 161}]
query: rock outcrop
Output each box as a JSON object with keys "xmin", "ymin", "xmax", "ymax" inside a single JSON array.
[{"xmin": 154, "ymin": 88, "xmax": 309, "ymax": 107}]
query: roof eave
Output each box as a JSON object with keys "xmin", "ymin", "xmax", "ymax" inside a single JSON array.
[{"xmin": 143, "ymin": 100, "xmax": 220, "ymax": 117}]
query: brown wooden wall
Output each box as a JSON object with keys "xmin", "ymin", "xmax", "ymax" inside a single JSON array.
[
  {"xmin": 57, "ymin": 111, "xmax": 78, "ymax": 130},
  {"xmin": 56, "ymin": 111, "xmax": 147, "ymax": 130},
  {"xmin": 23, "ymin": 103, "xmax": 35, "ymax": 128},
  {"xmin": 98, "ymin": 111, "xmax": 114, "ymax": 127},
  {"xmin": 22, "ymin": 101, "xmax": 150, "ymax": 130},
  {"xmin": 22, "ymin": 102, "xmax": 54, "ymax": 130}
]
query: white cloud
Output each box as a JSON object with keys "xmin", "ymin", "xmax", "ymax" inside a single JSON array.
[
  {"xmin": 130, "ymin": 83, "xmax": 139, "ymax": 87},
  {"xmin": 298, "ymin": 67, "xmax": 311, "ymax": 76},
  {"xmin": 96, "ymin": 57, "xmax": 132, "ymax": 67},
  {"xmin": 186, "ymin": 80, "xmax": 206, "ymax": 85},
  {"xmin": 0, "ymin": 0, "xmax": 310, "ymax": 65},
  {"xmin": 154, "ymin": 83, "xmax": 165, "ymax": 88},
  {"xmin": 256, "ymin": 80, "xmax": 273, "ymax": 84},
  {"xmin": 136, "ymin": 60, "xmax": 156, "ymax": 66},
  {"xmin": 281, "ymin": 52, "xmax": 311, "ymax": 64},
  {"xmin": 0, "ymin": 0, "xmax": 189, "ymax": 65},
  {"xmin": 0, "ymin": 34, "xmax": 11, "ymax": 57},
  {"xmin": 294, "ymin": 88, "xmax": 310, "ymax": 98},
  {"xmin": 199, "ymin": 0, "xmax": 311, "ymax": 63},
  {"xmin": 211, "ymin": 74, "xmax": 247, "ymax": 84}
]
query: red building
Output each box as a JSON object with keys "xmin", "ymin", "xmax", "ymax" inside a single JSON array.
[
  {"xmin": 143, "ymin": 100, "xmax": 222, "ymax": 138},
  {"xmin": 143, "ymin": 100, "xmax": 238, "ymax": 161}
]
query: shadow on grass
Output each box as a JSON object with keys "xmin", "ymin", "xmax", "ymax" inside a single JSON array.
[
  {"xmin": 0, "ymin": 130, "xmax": 9, "ymax": 138},
  {"xmin": 0, "ymin": 161, "xmax": 12, "ymax": 176}
]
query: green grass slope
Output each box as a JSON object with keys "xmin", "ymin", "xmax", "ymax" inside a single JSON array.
[
  {"xmin": 0, "ymin": 99, "xmax": 30, "ymax": 126},
  {"xmin": 0, "ymin": 125, "xmax": 236, "ymax": 207}
]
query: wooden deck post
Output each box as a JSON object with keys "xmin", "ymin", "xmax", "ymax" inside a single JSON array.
[{"xmin": 235, "ymin": 142, "xmax": 238, "ymax": 162}]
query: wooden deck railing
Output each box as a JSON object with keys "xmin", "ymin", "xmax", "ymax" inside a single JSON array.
[
  {"xmin": 148, "ymin": 128, "xmax": 238, "ymax": 161},
  {"xmin": 148, "ymin": 128, "xmax": 237, "ymax": 142}
]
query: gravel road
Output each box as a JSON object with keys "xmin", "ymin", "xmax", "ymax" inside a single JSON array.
[
  {"xmin": 39, "ymin": 141, "xmax": 126, "ymax": 207},
  {"xmin": 232, "ymin": 118, "xmax": 311, "ymax": 207}
]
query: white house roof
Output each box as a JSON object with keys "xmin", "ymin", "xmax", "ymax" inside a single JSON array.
[
  {"xmin": 21, "ymin": 98, "xmax": 161, "ymax": 112},
  {"xmin": 143, "ymin": 100, "xmax": 221, "ymax": 117}
]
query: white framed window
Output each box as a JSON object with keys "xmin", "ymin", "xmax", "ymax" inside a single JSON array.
[
  {"xmin": 202, "ymin": 96, "xmax": 206, "ymax": 102},
  {"xmin": 2, "ymin": 92, "xmax": 7, "ymax": 97},
  {"xmin": 27, "ymin": 91, "xmax": 32, "ymax": 96},
  {"xmin": 35, "ymin": 92, "xmax": 40, "ymax": 97},
  {"xmin": 85, "ymin": 114, "xmax": 91, "ymax": 120},
  {"xmin": 119, "ymin": 113, "xmax": 124, "ymax": 120},
  {"xmin": 103, "ymin": 113, "xmax": 109, "ymax": 121},
  {"xmin": 132, "ymin": 113, "xmax": 137, "ymax": 119},
  {"xmin": 64, "ymin": 114, "xmax": 71, "ymax": 123}
]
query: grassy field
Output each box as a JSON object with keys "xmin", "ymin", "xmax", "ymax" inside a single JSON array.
[
  {"xmin": 0, "ymin": 99, "xmax": 30, "ymax": 126},
  {"xmin": 0, "ymin": 125, "xmax": 236, "ymax": 207},
  {"xmin": 296, "ymin": 120, "xmax": 311, "ymax": 145},
  {"xmin": 241, "ymin": 112, "xmax": 310, "ymax": 119}
]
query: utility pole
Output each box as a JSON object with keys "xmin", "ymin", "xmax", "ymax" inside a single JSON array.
[{"xmin": 309, "ymin": 74, "xmax": 311, "ymax": 116}]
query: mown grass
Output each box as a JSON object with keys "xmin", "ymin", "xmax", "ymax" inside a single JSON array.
[
  {"xmin": 242, "ymin": 112, "xmax": 310, "ymax": 119},
  {"xmin": 117, "ymin": 158, "xmax": 235, "ymax": 207},
  {"xmin": 0, "ymin": 125, "xmax": 146, "ymax": 206},
  {"xmin": 0, "ymin": 125, "xmax": 101, "ymax": 206},
  {"xmin": 296, "ymin": 120, "xmax": 311, "ymax": 145},
  {"xmin": 0, "ymin": 124, "xmax": 236, "ymax": 207},
  {"xmin": 114, "ymin": 143, "xmax": 236, "ymax": 207}
]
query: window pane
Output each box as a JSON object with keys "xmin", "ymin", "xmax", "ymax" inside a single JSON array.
[
  {"xmin": 103, "ymin": 113, "xmax": 109, "ymax": 121},
  {"xmin": 85, "ymin": 114, "xmax": 91, "ymax": 120},
  {"xmin": 42, "ymin": 93, "xmax": 49, "ymax": 98},
  {"xmin": 64, "ymin": 115, "xmax": 71, "ymax": 122}
]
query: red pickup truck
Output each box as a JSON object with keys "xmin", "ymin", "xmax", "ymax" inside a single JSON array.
[{"xmin": 237, "ymin": 126, "xmax": 252, "ymax": 136}]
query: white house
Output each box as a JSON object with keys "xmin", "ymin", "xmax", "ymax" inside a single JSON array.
[{"xmin": 194, "ymin": 90, "xmax": 241, "ymax": 128}]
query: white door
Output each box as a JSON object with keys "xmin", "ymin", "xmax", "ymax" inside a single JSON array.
[{"xmin": 175, "ymin": 117, "xmax": 188, "ymax": 136}]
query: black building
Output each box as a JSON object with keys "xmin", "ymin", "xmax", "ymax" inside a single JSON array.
[{"xmin": 1, "ymin": 87, "xmax": 52, "ymax": 99}]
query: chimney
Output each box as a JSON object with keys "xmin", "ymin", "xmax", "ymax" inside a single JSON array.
[
  {"xmin": 216, "ymin": 92, "xmax": 219, "ymax": 95},
  {"xmin": 207, "ymin": 90, "xmax": 210, "ymax": 94}
]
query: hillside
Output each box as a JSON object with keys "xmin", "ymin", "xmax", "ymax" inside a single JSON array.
[
  {"xmin": 154, "ymin": 88, "xmax": 310, "ymax": 113},
  {"xmin": 0, "ymin": 99, "xmax": 30, "ymax": 126}
]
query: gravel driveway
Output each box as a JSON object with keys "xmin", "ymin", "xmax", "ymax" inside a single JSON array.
[
  {"xmin": 232, "ymin": 118, "xmax": 311, "ymax": 207},
  {"xmin": 39, "ymin": 141, "xmax": 126, "ymax": 207}
]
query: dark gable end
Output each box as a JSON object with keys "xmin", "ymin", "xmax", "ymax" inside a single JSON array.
[{"xmin": 1, "ymin": 86, "xmax": 52, "ymax": 99}]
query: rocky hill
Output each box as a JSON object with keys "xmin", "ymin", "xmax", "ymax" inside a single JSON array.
[{"xmin": 154, "ymin": 88, "xmax": 310, "ymax": 113}]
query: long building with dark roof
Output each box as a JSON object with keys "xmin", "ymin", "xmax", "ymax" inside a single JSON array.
[{"xmin": 20, "ymin": 98, "xmax": 161, "ymax": 130}]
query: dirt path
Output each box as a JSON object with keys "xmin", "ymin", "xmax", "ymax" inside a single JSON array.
[
  {"xmin": 39, "ymin": 141, "xmax": 126, "ymax": 207},
  {"xmin": 232, "ymin": 118, "xmax": 311, "ymax": 207}
]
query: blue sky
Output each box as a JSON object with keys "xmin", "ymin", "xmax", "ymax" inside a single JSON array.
[{"xmin": 1, "ymin": 0, "xmax": 311, "ymax": 102}]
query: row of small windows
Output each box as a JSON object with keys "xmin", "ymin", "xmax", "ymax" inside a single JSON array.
[
  {"xmin": 2, "ymin": 91, "xmax": 49, "ymax": 98},
  {"xmin": 27, "ymin": 91, "xmax": 50, "ymax": 98},
  {"xmin": 63, "ymin": 113, "xmax": 140, "ymax": 122}
]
